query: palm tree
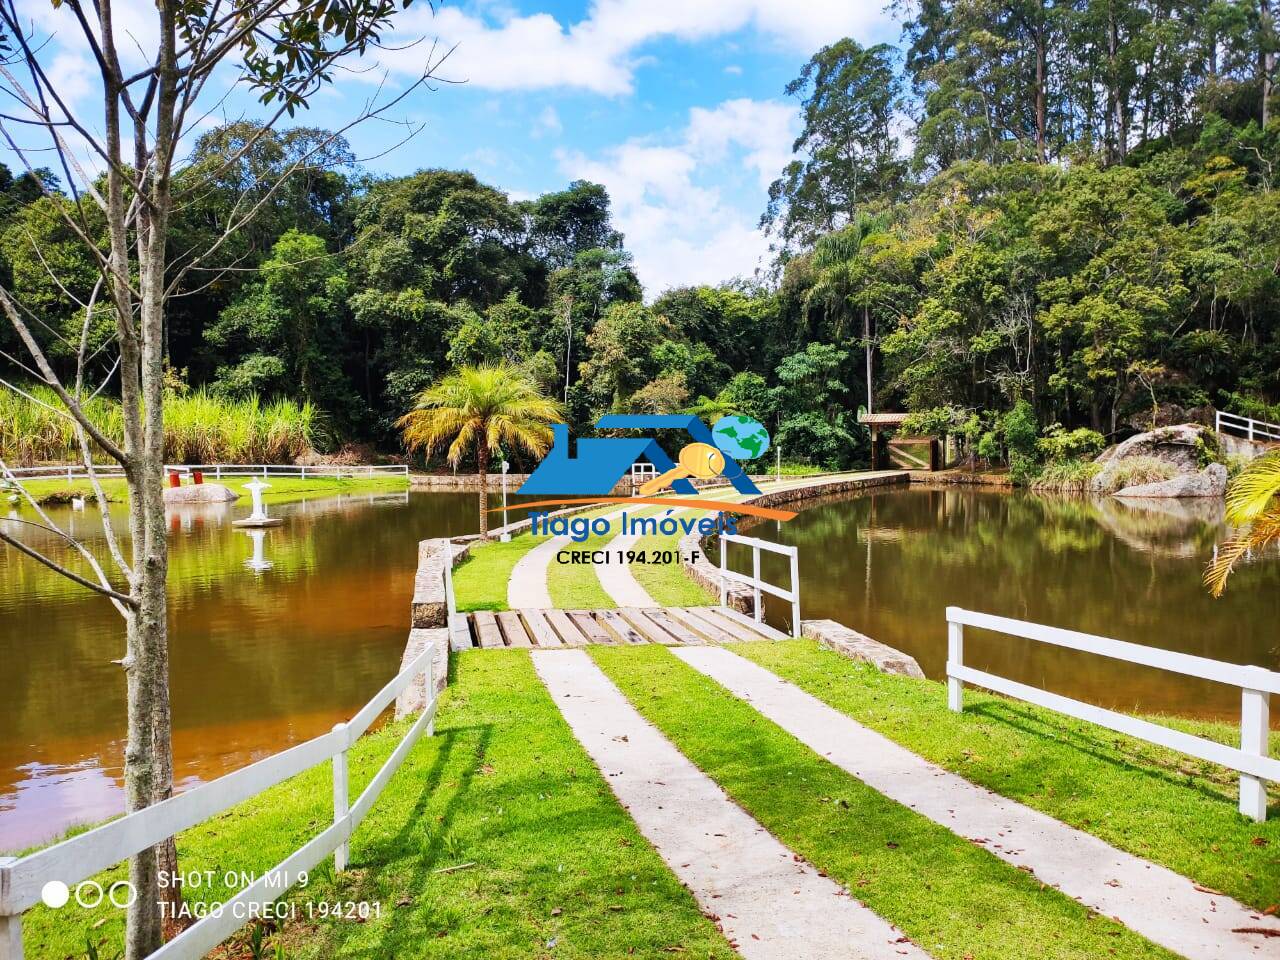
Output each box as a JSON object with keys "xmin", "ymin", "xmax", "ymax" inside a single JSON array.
[
  {"xmin": 399, "ymin": 364, "xmax": 564, "ymax": 538},
  {"xmin": 1205, "ymin": 452, "xmax": 1280, "ymax": 596}
]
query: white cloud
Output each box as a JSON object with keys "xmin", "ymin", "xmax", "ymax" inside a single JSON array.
[
  {"xmin": 465, "ymin": 146, "xmax": 502, "ymax": 168},
  {"xmin": 724, "ymin": 64, "xmax": 743, "ymax": 75},
  {"xmin": 533, "ymin": 105, "xmax": 563, "ymax": 138},
  {"xmin": 558, "ymin": 98, "xmax": 798, "ymax": 293},
  {"xmin": 383, "ymin": 0, "xmax": 893, "ymax": 95}
]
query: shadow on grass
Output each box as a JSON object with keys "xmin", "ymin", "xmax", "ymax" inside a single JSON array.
[{"xmin": 964, "ymin": 698, "xmax": 1275, "ymax": 815}]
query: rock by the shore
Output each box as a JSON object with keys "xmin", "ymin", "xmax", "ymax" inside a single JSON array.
[
  {"xmin": 1091, "ymin": 423, "xmax": 1217, "ymax": 494},
  {"xmin": 1113, "ymin": 462, "xmax": 1227, "ymax": 499},
  {"xmin": 162, "ymin": 482, "xmax": 239, "ymax": 504}
]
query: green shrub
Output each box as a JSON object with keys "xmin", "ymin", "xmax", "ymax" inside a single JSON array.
[
  {"xmin": 977, "ymin": 429, "xmax": 1001, "ymax": 463},
  {"xmin": 1224, "ymin": 392, "xmax": 1280, "ymax": 424},
  {"xmin": 1038, "ymin": 425, "xmax": 1105, "ymax": 462},
  {"xmin": 1032, "ymin": 459, "xmax": 1101, "ymax": 492},
  {"xmin": 1002, "ymin": 400, "xmax": 1040, "ymax": 484},
  {"xmin": 1096, "ymin": 455, "xmax": 1177, "ymax": 493}
]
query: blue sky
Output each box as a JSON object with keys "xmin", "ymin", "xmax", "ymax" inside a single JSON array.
[{"xmin": 14, "ymin": 0, "xmax": 899, "ymax": 293}]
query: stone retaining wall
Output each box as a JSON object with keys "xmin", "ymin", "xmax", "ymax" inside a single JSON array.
[{"xmin": 801, "ymin": 619, "xmax": 925, "ymax": 678}]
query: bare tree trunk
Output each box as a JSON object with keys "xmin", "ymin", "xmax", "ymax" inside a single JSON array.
[
  {"xmin": 1263, "ymin": 0, "xmax": 1275, "ymax": 126},
  {"xmin": 477, "ymin": 444, "xmax": 491, "ymax": 538},
  {"xmin": 863, "ymin": 301, "xmax": 873, "ymax": 413}
]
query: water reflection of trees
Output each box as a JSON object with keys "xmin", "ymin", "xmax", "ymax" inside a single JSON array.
[
  {"xmin": 0, "ymin": 492, "xmax": 473, "ymax": 818},
  {"xmin": 763, "ymin": 487, "xmax": 1280, "ymax": 719}
]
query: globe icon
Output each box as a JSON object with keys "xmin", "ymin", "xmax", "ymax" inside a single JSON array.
[{"xmin": 712, "ymin": 415, "xmax": 770, "ymax": 461}]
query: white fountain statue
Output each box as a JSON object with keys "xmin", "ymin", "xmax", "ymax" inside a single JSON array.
[{"xmin": 232, "ymin": 478, "xmax": 284, "ymax": 527}]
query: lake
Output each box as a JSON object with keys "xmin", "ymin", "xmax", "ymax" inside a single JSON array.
[
  {"xmin": 739, "ymin": 487, "xmax": 1279, "ymax": 722},
  {"xmin": 0, "ymin": 490, "xmax": 498, "ymax": 852}
]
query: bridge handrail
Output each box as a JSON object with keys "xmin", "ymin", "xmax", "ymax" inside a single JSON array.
[
  {"xmin": 719, "ymin": 533, "xmax": 800, "ymax": 636},
  {"xmin": 1215, "ymin": 409, "xmax": 1280, "ymax": 443},
  {"xmin": 0, "ymin": 640, "xmax": 441, "ymax": 959},
  {"xmin": 944, "ymin": 607, "xmax": 1277, "ymax": 822}
]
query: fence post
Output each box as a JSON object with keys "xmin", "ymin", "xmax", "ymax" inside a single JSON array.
[
  {"xmin": 751, "ymin": 545, "xmax": 762, "ymax": 622},
  {"xmin": 719, "ymin": 537, "xmax": 728, "ymax": 608},
  {"xmin": 947, "ymin": 616, "xmax": 964, "ymax": 711},
  {"xmin": 0, "ymin": 913, "xmax": 21, "ymax": 960},
  {"xmin": 332, "ymin": 723, "xmax": 350, "ymax": 871},
  {"xmin": 1248, "ymin": 418, "xmax": 1255, "ymax": 442},
  {"xmin": 443, "ymin": 542, "xmax": 457, "ymax": 619},
  {"xmin": 788, "ymin": 546, "xmax": 800, "ymax": 637},
  {"xmin": 1240, "ymin": 667, "xmax": 1270, "ymax": 822},
  {"xmin": 0, "ymin": 857, "xmax": 22, "ymax": 960},
  {"xmin": 66, "ymin": 466, "xmax": 72, "ymax": 483},
  {"xmin": 427, "ymin": 641, "xmax": 439, "ymax": 737}
]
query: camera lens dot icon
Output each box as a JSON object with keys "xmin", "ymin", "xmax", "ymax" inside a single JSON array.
[{"xmin": 41, "ymin": 880, "xmax": 70, "ymax": 908}]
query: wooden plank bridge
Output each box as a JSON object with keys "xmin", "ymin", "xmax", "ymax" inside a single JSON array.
[{"xmin": 448, "ymin": 606, "xmax": 789, "ymax": 650}]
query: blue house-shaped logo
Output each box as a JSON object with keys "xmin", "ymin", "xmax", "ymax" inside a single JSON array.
[{"xmin": 519, "ymin": 415, "xmax": 760, "ymax": 497}]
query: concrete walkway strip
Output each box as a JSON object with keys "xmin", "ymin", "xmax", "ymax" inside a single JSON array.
[
  {"xmin": 507, "ymin": 506, "xmax": 628, "ymax": 608},
  {"xmin": 674, "ymin": 646, "xmax": 1280, "ymax": 960},
  {"xmin": 533, "ymin": 650, "xmax": 934, "ymax": 960}
]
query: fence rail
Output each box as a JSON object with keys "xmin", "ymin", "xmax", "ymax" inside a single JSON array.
[
  {"xmin": 944, "ymin": 607, "xmax": 1278, "ymax": 822},
  {"xmin": 1215, "ymin": 409, "xmax": 1280, "ymax": 444},
  {"xmin": 719, "ymin": 533, "xmax": 800, "ymax": 636},
  {"xmin": 3, "ymin": 463, "xmax": 409, "ymax": 482},
  {"xmin": 0, "ymin": 640, "xmax": 441, "ymax": 960}
]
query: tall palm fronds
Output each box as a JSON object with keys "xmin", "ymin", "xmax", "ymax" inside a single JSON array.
[
  {"xmin": 1205, "ymin": 452, "xmax": 1280, "ymax": 597},
  {"xmin": 398, "ymin": 364, "xmax": 564, "ymax": 537}
]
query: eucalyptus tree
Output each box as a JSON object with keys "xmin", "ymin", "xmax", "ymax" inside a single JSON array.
[
  {"xmin": 762, "ymin": 39, "xmax": 906, "ymax": 252},
  {"xmin": 0, "ymin": 0, "xmax": 442, "ymax": 954}
]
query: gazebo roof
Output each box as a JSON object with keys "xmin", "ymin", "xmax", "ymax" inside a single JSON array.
[{"xmin": 858, "ymin": 411, "xmax": 911, "ymax": 427}]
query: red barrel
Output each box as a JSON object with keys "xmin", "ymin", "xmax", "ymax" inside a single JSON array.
[
  {"xmin": 168, "ymin": 471, "xmax": 181, "ymax": 488},
  {"xmin": 192, "ymin": 470, "xmax": 204, "ymax": 485}
]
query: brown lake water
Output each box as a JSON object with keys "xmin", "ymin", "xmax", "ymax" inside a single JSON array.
[
  {"xmin": 740, "ymin": 487, "xmax": 1280, "ymax": 723},
  {"xmin": 0, "ymin": 490, "xmax": 509, "ymax": 852}
]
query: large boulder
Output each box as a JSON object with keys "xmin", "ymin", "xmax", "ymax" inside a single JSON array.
[
  {"xmin": 162, "ymin": 482, "xmax": 239, "ymax": 504},
  {"xmin": 1113, "ymin": 463, "xmax": 1228, "ymax": 499},
  {"xmin": 1091, "ymin": 423, "xmax": 1217, "ymax": 493}
]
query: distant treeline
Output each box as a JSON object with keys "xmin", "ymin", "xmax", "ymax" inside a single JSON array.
[{"xmin": 2, "ymin": 0, "xmax": 1279, "ymax": 473}]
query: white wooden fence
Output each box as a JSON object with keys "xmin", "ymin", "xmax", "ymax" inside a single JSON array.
[
  {"xmin": 1215, "ymin": 409, "xmax": 1280, "ymax": 444},
  {"xmin": 4, "ymin": 463, "xmax": 409, "ymax": 482},
  {"xmin": 945, "ymin": 607, "xmax": 1279, "ymax": 821},
  {"xmin": 719, "ymin": 533, "xmax": 800, "ymax": 637},
  {"xmin": 0, "ymin": 640, "xmax": 442, "ymax": 960}
]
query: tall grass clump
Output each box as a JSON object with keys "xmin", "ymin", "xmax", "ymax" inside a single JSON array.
[
  {"xmin": 1031, "ymin": 459, "xmax": 1101, "ymax": 492},
  {"xmin": 1094, "ymin": 455, "xmax": 1178, "ymax": 494},
  {"xmin": 1, "ymin": 385, "xmax": 317, "ymax": 464},
  {"xmin": 0, "ymin": 385, "xmax": 123, "ymax": 465}
]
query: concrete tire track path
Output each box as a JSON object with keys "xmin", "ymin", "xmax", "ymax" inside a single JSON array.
[
  {"xmin": 674, "ymin": 645, "xmax": 1280, "ymax": 960},
  {"xmin": 533, "ymin": 649, "xmax": 934, "ymax": 960}
]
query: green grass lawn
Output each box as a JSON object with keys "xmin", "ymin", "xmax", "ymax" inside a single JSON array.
[
  {"xmin": 592, "ymin": 644, "xmax": 1182, "ymax": 960},
  {"xmin": 21, "ymin": 651, "xmax": 731, "ymax": 960},
  {"xmin": 732, "ymin": 640, "xmax": 1280, "ymax": 911},
  {"xmin": 12, "ymin": 472, "xmax": 408, "ymax": 506}
]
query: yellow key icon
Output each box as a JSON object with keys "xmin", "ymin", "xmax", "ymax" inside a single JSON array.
[{"xmin": 639, "ymin": 442, "xmax": 725, "ymax": 496}]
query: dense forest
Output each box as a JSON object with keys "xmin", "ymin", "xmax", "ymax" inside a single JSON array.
[{"xmin": 3, "ymin": 0, "xmax": 1280, "ymax": 477}]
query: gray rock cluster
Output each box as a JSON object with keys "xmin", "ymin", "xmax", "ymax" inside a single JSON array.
[
  {"xmin": 161, "ymin": 482, "xmax": 239, "ymax": 503},
  {"xmin": 1113, "ymin": 462, "xmax": 1228, "ymax": 499},
  {"xmin": 1091, "ymin": 423, "xmax": 1225, "ymax": 498}
]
